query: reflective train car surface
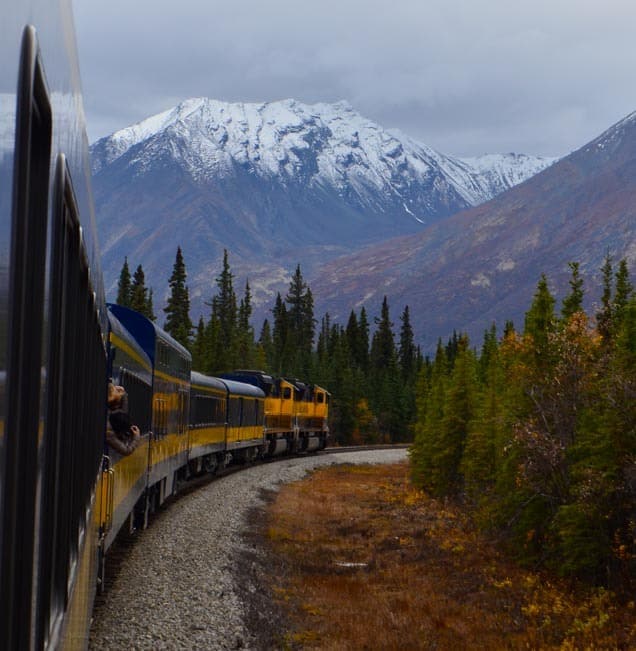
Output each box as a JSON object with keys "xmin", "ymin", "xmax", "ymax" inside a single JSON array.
[{"xmin": 0, "ymin": 1, "xmax": 107, "ymax": 648}]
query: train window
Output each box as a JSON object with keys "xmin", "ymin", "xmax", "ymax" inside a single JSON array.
[
  {"xmin": 190, "ymin": 394, "xmax": 225, "ymax": 427},
  {"xmin": 1, "ymin": 25, "xmax": 53, "ymax": 649},
  {"xmin": 317, "ymin": 393, "xmax": 324, "ymax": 404},
  {"xmin": 119, "ymin": 369, "xmax": 152, "ymax": 433},
  {"xmin": 256, "ymin": 401, "xmax": 264, "ymax": 425},
  {"xmin": 282, "ymin": 387, "xmax": 291, "ymax": 400}
]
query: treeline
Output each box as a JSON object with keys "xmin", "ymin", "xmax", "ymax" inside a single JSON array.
[
  {"xmin": 411, "ymin": 258, "xmax": 636, "ymax": 588},
  {"xmin": 115, "ymin": 248, "xmax": 423, "ymax": 443}
]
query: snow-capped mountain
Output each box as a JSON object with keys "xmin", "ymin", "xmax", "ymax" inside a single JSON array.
[
  {"xmin": 92, "ymin": 98, "xmax": 553, "ymax": 216},
  {"xmin": 89, "ymin": 98, "xmax": 554, "ymax": 321}
]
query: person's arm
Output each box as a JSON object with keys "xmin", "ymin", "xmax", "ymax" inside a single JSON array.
[{"xmin": 106, "ymin": 426, "xmax": 140, "ymax": 456}]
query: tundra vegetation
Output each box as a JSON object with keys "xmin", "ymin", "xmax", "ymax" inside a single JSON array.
[{"xmin": 260, "ymin": 463, "xmax": 635, "ymax": 649}]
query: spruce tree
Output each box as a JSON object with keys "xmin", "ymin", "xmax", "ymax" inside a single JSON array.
[
  {"xmin": 164, "ymin": 246, "xmax": 193, "ymax": 348},
  {"xmin": 258, "ymin": 319, "xmax": 273, "ymax": 372},
  {"xmin": 237, "ymin": 280, "xmax": 255, "ymax": 368},
  {"xmin": 369, "ymin": 297, "xmax": 402, "ymax": 440},
  {"xmin": 524, "ymin": 274, "xmax": 556, "ymax": 353},
  {"xmin": 561, "ymin": 261, "xmax": 584, "ymax": 321},
  {"xmin": 130, "ymin": 264, "xmax": 154, "ymax": 320},
  {"xmin": 434, "ymin": 335, "xmax": 478, "ymax": 495},
  {"xmin": 411, "ymin": 340, "xmax": 448, "ymax": 491},
  {"xmin": 271, "ymin": 293, "xmax": 288, "ymax": 375},
  {"xmin": 116, "ymin": 257, "xmax": 132, "ymax": 307},
  {"xmin": 596, "ymin": 252, "xmax": 614, "ymax": 342},
  {"xmin": 356, "ymin": 307, "xmax": 370, "ymax": 374},
  {"xmin": 613, "ymin": 259, "xmax": 633, "ymax": 334},
  {"xmin": 210, "ymin": 250, "xmax": 238, "ymax": 371},
  {"xmin": 284, "ymin": 265, "xmax": 315, "ymax": 376},
  {"xmin": 399, "ymin": 305, "xmax": 417, "ymax": 380}
]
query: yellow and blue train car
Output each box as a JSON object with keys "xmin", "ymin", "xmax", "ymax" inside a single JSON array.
[
  {"xmin": 189, "ymin": 371, "xmax": 229, "ymax": 472},
  {"xmin": 102, "ymin": 311, "xmax": 153, "ymax": 552},
  {"xmin": 189, "ymin": 372, "xmax": 266, "ymax": 466},
  {"xmin": 0, "ymin": 2, "xmax": 108, "ymax": 648},
  {"xmin": 107, "ymin": 305, "xmax": 191, "ymax": 508},
  {"xmin": 222, "ymin": 378, "xmax": 266, "ymax": 462}
]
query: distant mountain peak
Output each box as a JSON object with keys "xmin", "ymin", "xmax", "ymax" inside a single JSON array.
[{"xmin": 92, "ymin": 97, "xmax": 554, "ymax": 211}]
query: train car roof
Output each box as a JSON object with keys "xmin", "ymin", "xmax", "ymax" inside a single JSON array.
[
  {"xmin": 219, "ymin": 377, "xmax": 266, "ymax": 398},
  {"xmin": 190, "ymin": 370, "xmax": 227, "ymax": 392},
  {"xmin": 108, "ymin": 304, "xmax": 191, "ymax": 364},
  {"xmin": 107, "ymin": 309, "xmax": 152, "ymax": 375}
]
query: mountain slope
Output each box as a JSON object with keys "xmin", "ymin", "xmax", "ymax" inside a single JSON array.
[
  {"xmin": 310, "ymin": 111, "xmax": 636, "ymax": 351},
  {"xmin": 90, "ymin": 98, "xmax": 553, "ymax": 319}
]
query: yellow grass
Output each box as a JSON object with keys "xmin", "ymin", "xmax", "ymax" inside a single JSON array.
[{"xmin": 262, "ymin": 462, "xmax": 636, "ymax": 650}]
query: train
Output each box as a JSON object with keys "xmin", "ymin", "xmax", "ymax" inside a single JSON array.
[{"xmin": 0, "ymin": 2, "xmax": 329, "ymax": 649}]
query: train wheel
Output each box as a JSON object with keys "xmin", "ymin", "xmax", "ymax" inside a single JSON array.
[{"xmin": 203, "ymin": 454, "xmax": 218, "ymax": 474}]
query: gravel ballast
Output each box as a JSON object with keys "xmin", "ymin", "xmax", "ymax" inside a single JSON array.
[{"xmin": 88, "ymin": 448, "xmax": 408, "ymax": 650}]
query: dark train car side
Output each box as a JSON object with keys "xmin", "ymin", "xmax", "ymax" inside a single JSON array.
[{"xmin": 0, "ymin": 1, "xmax": 108, "ymax": 648}]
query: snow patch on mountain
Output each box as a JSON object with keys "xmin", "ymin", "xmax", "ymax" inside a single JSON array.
[{"xmin": 91, "ymin": 98, "xmax": 555, "ymax": 218}]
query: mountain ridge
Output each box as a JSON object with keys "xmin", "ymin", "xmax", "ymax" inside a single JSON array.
[{"xmin": 309, "ymin": 110, "xmax": 636, "ymax": 350}]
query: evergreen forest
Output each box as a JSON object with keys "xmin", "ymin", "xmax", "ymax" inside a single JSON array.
[{"xmin": 116, "ymin": 250, "xmax": 635, "ymax": 587}]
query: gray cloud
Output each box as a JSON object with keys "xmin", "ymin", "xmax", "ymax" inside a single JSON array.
[{"xmin": 74, "ymin": 0, "xmax": 636, "ymax": 156}]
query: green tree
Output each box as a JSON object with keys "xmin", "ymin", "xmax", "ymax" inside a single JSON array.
[
  {"xmin": 596, "ymin": 252, "xmax": 614, "ymax": 343},
  {"xmin": 130, "ymin": 264, "xmax": 154, "ymax": 320},
  {"xmin": 411, "ymin": 340, "xmax": 448, "ymax": 491},
  {"xmin": 237, "ymin": 280, "xmax": 255, "ymax": 368},
  {"xmin": 561, "ymin": 261, "xmax": 584, "ymax": 321},
  {"xmin": 399, "ymin": 305, "xmax": 417, "ymax": 380},
  {"xmin": 116, "ymin": 257, "xmax": 132, "ymax": 307},
  {"xmin": 271, "ymin": 293, "xmax": 288, "ymax": 375},
  {"xmin": 433, "ymin": 335, "xmax": 478, "ymax": 495},
  {"xmin": 284, "ymin": 265, "xmax": 315, "ymax": 376},
  {"xmin": 613, "ymin": 259, "xmax": 633, "ymax": 334},
  {"xmin": 524, "ymin": 273, "xmax": 556, "ymax": 356},
  {"xmin": 210, "ymin": 250, "xmax": 238, "ymax": 371},
  {"xmin": 163, "ymin": 246, "xmax": 193, "ymax": 348}
]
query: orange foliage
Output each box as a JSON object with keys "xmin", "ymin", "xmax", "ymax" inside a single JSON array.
[{"xmin": 261, "ymin": 463, "xmax": 636, "ymax": 649}]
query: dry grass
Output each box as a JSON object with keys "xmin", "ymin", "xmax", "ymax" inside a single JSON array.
[{"xmin": 262, "ymin": 462, "xmax": 636, "ymax": 650}]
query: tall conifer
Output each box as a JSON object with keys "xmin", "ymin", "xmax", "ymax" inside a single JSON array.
[
  {"xmin": 561, "ymin": 261, "xmax": 584, "ymax": 321},
  {"xmin": 164, "ymin": 246, "xmax": 193, "ymax": 348},
  {"xmin": 117, "ymin": 257, "xmax": 132, "ymax": 307},
  {"xmin": 130, "ymin": 264, "xmax": 154, "ymax": 320}
]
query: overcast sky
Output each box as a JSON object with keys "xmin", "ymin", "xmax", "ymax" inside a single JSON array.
[{"xmin": 73, "ymin": 0, "xmax": 636, "ymax": 158}]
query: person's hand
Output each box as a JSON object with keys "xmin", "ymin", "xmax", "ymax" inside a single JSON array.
[{"xmin": 130, "ymin": 425, "xmax": 140, "ymax": 438}]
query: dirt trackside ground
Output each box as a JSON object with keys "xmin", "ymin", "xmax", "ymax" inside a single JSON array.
[{"xmin": 237, "ymin": 462, "xmax": 636, "ymax": 650}]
